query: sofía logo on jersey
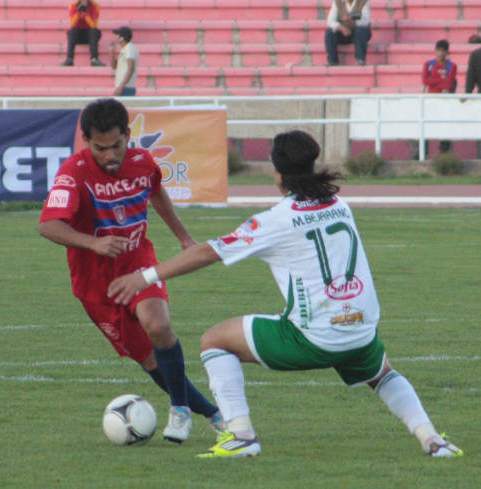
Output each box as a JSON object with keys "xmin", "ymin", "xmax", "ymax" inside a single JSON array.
[
  {"xmin": 291, "ymin": 198, "xmax": 337, "ymax": 212},
  {"xmin": 325, "ymin": 275, "xmax": 364, "ymax": 301},
  {"xmin": 113, "ymin": 205, "xmax": 127, "ymax": 224}
]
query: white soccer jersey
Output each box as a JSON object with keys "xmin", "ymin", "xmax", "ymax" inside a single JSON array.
[{"xmin": 208, "ymin": 194, "xmax": 380, "ymax": 352}]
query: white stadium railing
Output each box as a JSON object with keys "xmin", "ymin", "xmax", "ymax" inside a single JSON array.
[{"xmin": 2, "ymin": 93, "xmax": 481, "ymax": 162}]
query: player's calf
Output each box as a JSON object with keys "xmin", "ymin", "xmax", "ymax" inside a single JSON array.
[{"xmin": 373, "ymin": 367, "xmax": 463, "ymax": 457}]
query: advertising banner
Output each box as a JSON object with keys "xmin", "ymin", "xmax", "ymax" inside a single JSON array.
[
  {"xmin": 0, "ymin": 110, "xmax": 78, "ymax": 201},
  {"xmin": 0, "ymin": 107, "xmax": 228, "ymax": 205}
]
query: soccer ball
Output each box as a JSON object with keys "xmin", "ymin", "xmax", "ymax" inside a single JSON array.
[{"xmin": 102, "ymin": 394, "xmax": 157, "ymax": 446}]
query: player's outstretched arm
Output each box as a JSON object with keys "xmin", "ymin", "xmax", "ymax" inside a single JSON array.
[
  {"xmin": 108, "ymin": 242, "xmax": 221, "ymax": 305},
  {"xmin": 38, "ymin": 220, "xmax": 129, "ymax": 258},
  {"xmin": 150, "ymin": 187, "xmax": 196, "ymax": 249}
]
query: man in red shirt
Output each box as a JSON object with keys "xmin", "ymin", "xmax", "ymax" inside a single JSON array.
[
  {"xmin": 39, "ymin": 98, "xmax": 223, "ymax": 443},
  {"xmin": 421, "ymin": 40, "xmax": 457, "ymax": 155},
  {"xmin": 62, "ymin": 0, "xmax": 104, "ymax": 66},
  {"xmin": 422, "ymin": 39, "xmax": 457, "ymax": 93}
]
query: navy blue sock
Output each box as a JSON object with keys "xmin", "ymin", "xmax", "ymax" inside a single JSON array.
[
  {"xmin": 154, "ymin": 341, "xmax": 188, "ymax": 406},
  {"xmin": 146, "ymin": 368, "xmax": 168, "ymax": 394},
  {"xmin": 185, "ymin": 378, "xmax": 218, "ymax": 418},
  {"xmin": 147, "ymin": 363, "xmax": 218, "ymax": 417}
]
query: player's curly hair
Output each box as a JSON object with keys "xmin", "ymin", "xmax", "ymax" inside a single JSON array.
[
  {"xmin": 271, "ymin": 130, "xmax": 341, "ymax": 201},
  {"xmin": 81, "ymin": 98, "xmax": 129, "ymax": 139}
]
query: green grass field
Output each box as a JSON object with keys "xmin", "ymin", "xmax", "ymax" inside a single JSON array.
[
  {"xmin": 1, "ymin": 207, "xmax": 481, "ymax": 489},
  {"xmin": 229, "ymin": 173, "xmax": 481, "ymax": 185}
]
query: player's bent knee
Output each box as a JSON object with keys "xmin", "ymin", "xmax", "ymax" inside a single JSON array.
[
  {"xmin": 141, "ymin": 318, "xmax": 175, "ymax": 347},
  {"xmin": 200, "ymin": 328, "xmax": 219, "ymax": 352}
]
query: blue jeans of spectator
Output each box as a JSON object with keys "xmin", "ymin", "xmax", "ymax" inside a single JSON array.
[
  {"xmin": 121, "ymin": 87, "xmax": 136, "ymax": 96},
  {"xmin": 325, "ymin": 25, "xmax": 372, "ymax": 64}
]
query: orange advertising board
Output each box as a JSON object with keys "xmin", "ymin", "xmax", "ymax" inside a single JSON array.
[{"xmin": 75, "ymin": 107, "xmax": 228, "ymax": 205}]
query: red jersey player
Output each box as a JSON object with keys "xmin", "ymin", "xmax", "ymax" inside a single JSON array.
[{"xmin": 38, "ymin": 98, "xmax": 222, "ymax": 443}]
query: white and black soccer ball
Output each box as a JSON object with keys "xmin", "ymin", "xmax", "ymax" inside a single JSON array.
[{"xmin": 102, "ymin": 394, "xmax": 157, "ymax": 446}]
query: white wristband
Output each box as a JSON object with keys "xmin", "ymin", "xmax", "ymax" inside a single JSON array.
[{"xmin": 142, "ymin": 267, "xmax": 159, "ymax": 285}]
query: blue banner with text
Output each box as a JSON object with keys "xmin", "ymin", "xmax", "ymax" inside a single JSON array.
[{"xmin": 0, "ymin": 110, "xmax": 80, "ymax": 201}]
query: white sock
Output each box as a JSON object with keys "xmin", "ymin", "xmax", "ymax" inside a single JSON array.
[
  {"xmin": 201, "ymin": 349, "xmax": 256, "ymax": 439},
  {"xmin": 376, "ymin": 370, "xmax": 441, "ymax": 451}
]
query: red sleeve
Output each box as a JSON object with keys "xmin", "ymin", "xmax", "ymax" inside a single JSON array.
[
  {"xmin": 90, "ymin": 2, "xmax": 99, "ymax": 21},
  {"xmin": 39, "ymin": 166, "xmax": 80, "ymax": 223},
  {"xmin": 448, "ymin": 63, "xmax": 457, "ymax": 93},
  {"xmin": 85, "ymin": 2, "xmax": 99, "ymax": 28},
  {"xmin": 69, "ymin": 3, "xmax": 81, "ymax": 28},
  {"xmin": 148, "ymin": 151, "xmax": 163, "ymax": 195},
  {"xmin": 422, "ymin": 61, "xmax": 434, "ymax": 88}
]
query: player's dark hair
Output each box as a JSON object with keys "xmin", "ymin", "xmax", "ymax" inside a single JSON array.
[
  {"xmin": 81, "ymin": 98, "xmax": 129, "ymax": 139},
  {"xmin": 435, "ymin": 39, "xmax": 449, "ymax": 51},
  {"xmin": 271, "ymin": 130, "xmax": 341, "ymax": 201}
]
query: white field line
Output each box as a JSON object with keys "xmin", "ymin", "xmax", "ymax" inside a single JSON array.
[
  {"xmin": 0, "ymin": 375, "xmax": 480, "ymax": 393},
  {"xmin": 193, "ymin": 215, "xmax": 245, "ymax": 220},
  {"xmin": 228, "ymin": 196, "xmax": 481, "ymax": 206},
  {"xmin": 0, "ymin": 355, "xmax": 480, "ymax": 370},
  {"xmin": 1, "ymin": 315, "xmax": 474, "ymax": 333},
  {"xmin": 0, "ymin": 323, "xmax": 90, "ymax": 331}
]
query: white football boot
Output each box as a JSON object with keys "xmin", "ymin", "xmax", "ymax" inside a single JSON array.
[{"xmin": 163, "ymin": 406, "xmax": 192, "ymax": 443}]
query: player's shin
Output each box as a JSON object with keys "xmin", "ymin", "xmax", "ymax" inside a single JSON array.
[
  {"xmin": 154, "ymin": 340, "xmax": 188, "ymax": 407},
  {"xmin": 201, "ymin": 348, "xmax": 255, "ymax": 439},
  {"xmin": 375, "ymin": 370, "xmax": 444, "ymax": 452}
]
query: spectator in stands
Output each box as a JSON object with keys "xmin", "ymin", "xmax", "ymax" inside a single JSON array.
[
  {"xmin": 111, "ymin": 26, "xmax": 139, "ymax": 96},
  {"xmin": 465, "ymin": 46, "xmax": 481, "ymax": 94},
  {"xmin": 422, "ymin": 40, "xmax": 457, "ymax": 94},
  {"xmin": 335, "ymin": 0, "xmax": 368, "ymax": 21},
  {"xmin": 325, "ymin": 0, "xmax": 371, "ymax": 66},
  {"xmin": 421, "ymin": 40, "xmax": 457, "ymax": 155},
  {"xmin": 62, "ymin": 0, "xmax": 104, "ymax": 67}
]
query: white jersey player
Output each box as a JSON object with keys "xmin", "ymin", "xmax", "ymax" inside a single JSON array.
[{"xmin": 108, "ymin": 130, "xmax": 462, "ymax": 460}]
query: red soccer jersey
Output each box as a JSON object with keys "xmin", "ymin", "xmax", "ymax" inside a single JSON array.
[
  {"xmin": 422, "ymin": 59, "xmax": 457, "ymax": 93},
  {"xmin": 40, "ymin": 148, "xmax": 162, "ymax": 303}
]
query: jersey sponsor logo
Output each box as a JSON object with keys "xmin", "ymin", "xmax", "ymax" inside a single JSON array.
[
  {"xmin": 94, "ymin": 176, "xmax": 152, "ymax": 197},
  {"xmin": 219, "ymin": 217, "xmax": 260, "ymax": 246},
  {"xmin": 291, "ymin": 198, "xmax": 337, "ymax": 212},
  {"xmin": 98, "ymin": 322, "xmax": 120, "ymax": 341},
  {"xmin": 244, "ymin": 217, "xmax": 260, "ymax": 231},
  {"xmin": 53, "ymin": 174, "xmax": 76, "ymax": 188},
  {"xmin": 325, "ymin": 275, "xmax": 364, "ymax": 301},
  {"xmin": 47, "ymin": 189, "xmax": 70, "ymax": 208},
  {"xmin": 330, "ymin": 304, "xmax": 364, "ymax": 326},
  {"xmin": 113, "ymin": 205, "xmax": 127, "ymax": 225}
]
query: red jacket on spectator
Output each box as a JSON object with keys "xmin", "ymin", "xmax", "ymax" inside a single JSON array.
[
  {"xmin": 422, "ymin": 59, "xmax": 457, "ymax": 93},
  {"xmin": 69, "ymin": 1, "xmax": 99, "ymax": 29}
]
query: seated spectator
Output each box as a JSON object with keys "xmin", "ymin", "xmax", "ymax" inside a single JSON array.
[
  {"xmin": 62, "ymin": 0, "xmax": 105, "ymax": 67},
  {"xmin": 422, "ymin": 40, "xmax": 457, "ymax": 93},
  {"xmin": 325, "ymin": 0, "xmax": 371, "ymax": 66},
  {"xmin": 111, "ymin": 26, "xmax": 139, "ymax": 96}
]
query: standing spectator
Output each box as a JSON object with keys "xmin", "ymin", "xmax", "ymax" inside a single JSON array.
[
  {"xmin": 62, "ymin": 0, "xmax": 105, "ymax": 67},
  {"xmin": 465, "ymin": 46, "xmax": 481, "ymax": 94},
  {"xmin": 325, "ymin": 0, "xmax": 371, "ymax": 66},
  {"xmin": 422, "ymin": 40, "xmax": 457, "ymax": 93},
  {"xmin": 111, "ymin": 26, "xmax": 139, "ymax": 96},
  {"xmin": 422, "ymin": 40, "xmax": 457, "ymax": 154}
]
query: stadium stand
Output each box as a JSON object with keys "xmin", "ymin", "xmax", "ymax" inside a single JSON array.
[{"xmin": 0, "ymin": 0, "xmax": 479, "ymax": 96}]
